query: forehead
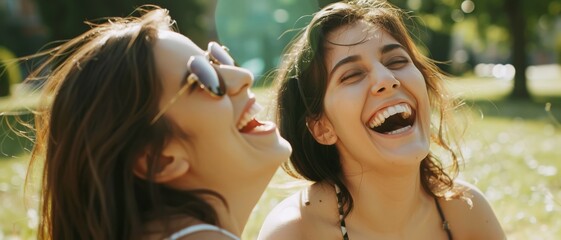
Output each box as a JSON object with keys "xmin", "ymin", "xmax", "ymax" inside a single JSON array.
[
  {"xmin": 324, "ymin": 21, "xmax": 400, "ymax": 61},
  {"xmin": 153, "ymin": 30, "xmax": 204, "ymax": 80},
  {"xmin": 155, "ymin": 30, "xmax": 203, "ymax": 57}
]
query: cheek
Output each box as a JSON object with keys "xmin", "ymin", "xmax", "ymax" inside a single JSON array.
[
  {"xmin": 170, "ymin": 97, "xmax": 234, "ymax": 136},
  {"xmin": 413, "ymin": 73, "xmax": 430, "ymax": 107},
  {"xmin": 398, "ymin": 69, "xmax": 428, "ymax": 100},
  {"xmin": 399, "ymin": 67, "xmax": 426, "ymax": 86},
  {"xmin": 323, "ymin": 83, "xmax": 367, "ymax": 125},
  {"xmin": 397, "ymin": 69, "xmax": 431, "ymax": 113},
  {"xmin": 409, "ymin": 71, "xmax": 432, "ymax": 133}
]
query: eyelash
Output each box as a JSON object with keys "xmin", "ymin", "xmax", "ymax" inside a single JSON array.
[
  {"xmin": 341, "ymin": 70, "xmax": 365, "ymax": 82},
  {"xmin": 339, "ymin": 56, "xmax": 410, "ymax": 82},
  {"xmin": 386, "ymin": 58, "xmax": 409, "ymax": 69}
]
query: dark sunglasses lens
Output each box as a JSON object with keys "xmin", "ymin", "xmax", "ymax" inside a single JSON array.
[
  {"xmin": 188, "ymin": 56, "xmax": 225, "ymax": 96},
  {"xmin": 208, "ymin": 42, "xmax": 234, "ymax": 66}
]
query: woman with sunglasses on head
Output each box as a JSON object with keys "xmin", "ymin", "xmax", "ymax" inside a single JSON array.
[
  {"xmin": 258, "ymin": 1, "xmax": 504, "ymax": 240},
  {"xmin": 22, "ymin": 5, "xmax": 291, "ymax": 240}
]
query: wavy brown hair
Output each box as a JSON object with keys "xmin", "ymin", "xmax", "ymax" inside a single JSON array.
[
  {"xmin": 275, "ymin": 0, "xmax": 463, "ymax": 218},
  {"xmin": 24, "ymin": 6, "xmax": 222, "ymax": 239}
]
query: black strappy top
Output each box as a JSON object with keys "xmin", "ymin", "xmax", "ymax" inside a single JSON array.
[{"xmin": 334, "ymin": 184, "xmax": 453, "ymax": 240}]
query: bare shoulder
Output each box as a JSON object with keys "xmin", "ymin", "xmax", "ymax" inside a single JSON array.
[
  {"xmin": 440, "ymin": 179, "xmax": 506, "ymax": 240},
  {"xmin": 257, "ymin": 190, "xmax": 307, "ymax": 240},
  {"xmin": 258, "ymin": 182, "xmax": 341, "ymax": 240}
]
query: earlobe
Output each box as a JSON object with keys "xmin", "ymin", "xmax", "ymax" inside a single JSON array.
[
  {"xmin": 133, "ymin": 143, "xmax": 190, "ymax": 183},
  {"xmin": 306, "ymin": 117, "xmax": 337, "ymax": 145}
]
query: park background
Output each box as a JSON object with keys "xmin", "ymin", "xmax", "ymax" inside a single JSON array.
[{"xmin": 1, "ymin": 0, "xmax": 560, "ymax": 239}]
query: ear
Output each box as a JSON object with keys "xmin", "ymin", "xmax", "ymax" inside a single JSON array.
[
  {"xmin": 133, "ymin": 139, "xmax": 190, "ymax": 183},
  {"xmin": 307, "ymin": 116, "xmax": 337, "ymax": 145}
]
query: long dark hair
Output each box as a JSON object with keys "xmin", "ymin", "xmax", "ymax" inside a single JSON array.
[
  {"xmin": 25, "ymin": 6, "xmax": 221, "ymax": 239},
  {"xmin": 275, "ymin": 0, "xmax": 463, "ymax": 218}
]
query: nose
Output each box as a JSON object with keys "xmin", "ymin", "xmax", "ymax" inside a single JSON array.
[
  {"xmin": 370, "ymin": 64, "xmax": 400, "ymax": 95},
  {"xmin": 219, "ymin": 65, "xmax": 254, "ymax": 96}
]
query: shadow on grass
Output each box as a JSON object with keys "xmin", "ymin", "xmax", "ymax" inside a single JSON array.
[{"xmin": 464, "ymin": 95, "xmax": 561, "ymax": 121}]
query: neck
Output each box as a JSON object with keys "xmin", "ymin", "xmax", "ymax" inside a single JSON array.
[
  {"xmin": 205, "ymin": 174, "xmax": 275, "ymax": 236},
  {"xmin": 342, "ymin": 163, "xmax": 432, "ymax": 232}
]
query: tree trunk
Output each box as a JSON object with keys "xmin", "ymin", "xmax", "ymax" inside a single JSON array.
[{"xmin": 505, "ymin": 0, "xmax": 531, "ymax": 100}]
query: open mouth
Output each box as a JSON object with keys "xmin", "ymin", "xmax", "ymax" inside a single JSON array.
[
  {"xmin": 368, "ymin": 103, "xmax": 416, "ymax": 135},
  {"xmin": 237, "ymin": 102, "xmax": 265, "ymax": 133}
]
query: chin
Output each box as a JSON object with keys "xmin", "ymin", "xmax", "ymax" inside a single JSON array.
[
  {"xmin": 249, "ymin": 140, "xmax": 292, "ymax": 172},
  {"xmin": 265, "ymin": 135, "xmax": 293, "ymax": 161},
  {"xmin": 383, "ymin": 142, "xmax": 430, "ymax": 165}
]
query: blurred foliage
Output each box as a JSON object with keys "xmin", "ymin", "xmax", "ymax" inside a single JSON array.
[
  {"xmin": 1, "ymin": 4, "xmax": 22, "ymax": 55},
  {"xmin": 557, "ymin": 35, "xmax": 561, "ymax": 65},
  {"xmin": 5, "ymin": 0, "xmax": 560, "ymax": 95},
  {"xmin": 0, "ymin": 113, "xmax": 35, "ymax": 158},
  {"xmin": 388, "ymin": 0, "xmax": 560, "ymax": 39},
  {"xmin": 389, "ymin": 0, "xmax": 561, "ymax": 99},
  {"xmin": 0, "ymin": 46, "xmax": 22, "ymax": 97},
  {"xmin": 36, "ymin": 0, "xmax": 209, "ymax": 47},
  {"xmin": 215, "ymin": 0, "xmax": 319, "ymax": 86},
  {"xmin": 0, "ymin": 1, "xmax": 47, "ymax": 59}
]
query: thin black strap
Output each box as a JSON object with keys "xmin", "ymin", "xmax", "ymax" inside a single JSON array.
[
  {"xmin": 336, "ymin": 184, "xmax": 452, "ymax": 240},
  {"xmin": 434, "ymin": 198, "xmax": 453, "ymax": 240},
  {"xmin": 334, "ymin": 184, "xmax": 349, "ymax": 240}
]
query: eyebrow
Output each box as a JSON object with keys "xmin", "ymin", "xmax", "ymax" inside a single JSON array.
[
  {"xmin": 329, "ymin": 55, "xmax": 361, "ymax": 79},
  {"xmin": 328, "ymin": 43, "xmax": 406, "ymax": 78},
  {"xmin": 381, "ymin": 43, "xmax": 406, "ymax": 54}
]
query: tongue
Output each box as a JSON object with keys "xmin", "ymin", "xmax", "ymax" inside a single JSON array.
[{"xmin": 239, "ymin": 119, "xmax": 263, "ymax": 133}]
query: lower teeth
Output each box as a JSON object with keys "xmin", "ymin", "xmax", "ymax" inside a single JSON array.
[
  {"xmin": 387, "ymin": 125, "xmax": 411, "ymax": 135},
  {"xmin": 254, "ymin": 125, "xmax": 268, "ymax": 131}
]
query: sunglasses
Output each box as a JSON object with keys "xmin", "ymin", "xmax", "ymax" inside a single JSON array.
[{"xmin": 150, "ymin": 42, "xmax": 235, "ymax": 124}]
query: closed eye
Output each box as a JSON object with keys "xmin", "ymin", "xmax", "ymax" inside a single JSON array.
[
  {"xmin": 341, "ymin": 70, "xmax": 366, "ymax": 82},
  {"xmin": 386, "ymin": 57, "xmax": 409, "ymax": 70}
]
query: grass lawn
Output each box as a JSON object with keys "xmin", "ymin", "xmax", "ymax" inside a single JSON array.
[{"xmin": 1, "ymin": 76, "xmax": 560, "ymax": 239}]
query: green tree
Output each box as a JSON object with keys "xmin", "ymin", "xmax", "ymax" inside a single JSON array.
[
  {"xmin": 36, "ymin": 0, "xmax": 210, "ymax": 46},
  {"xmin": 471, "ymin": 0, "xmax": 560, "ymax": 100},
  {"xmin": 390, "ymin": 0, "xmax": 560, "ymax": 100}
]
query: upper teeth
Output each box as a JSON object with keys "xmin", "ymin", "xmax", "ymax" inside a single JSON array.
[
  {"xmin": 237, "ymin": 103, "xmax": 263, "ymax": 130},
  {"xmin": 368, "ymin": 103, "xmax": 412, "ymax": 128}
]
